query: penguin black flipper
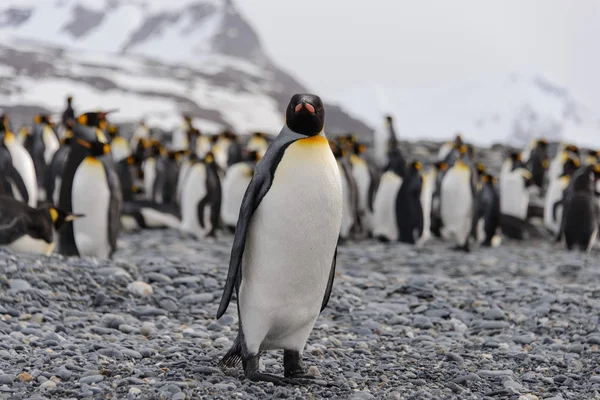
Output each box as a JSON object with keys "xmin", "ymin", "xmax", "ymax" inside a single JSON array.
[
  {"xmin": 7, "ymin": 163, "xmax": 30, "ymax": 204},
  {"xmin": 320, "ymin": 245, "xmax": 337, "ymax": 312},
  {"xmin": 216, "ymin": 127, "xmax": 305, "ymax": 319},
  {"xmin": 102, "ymin": 158, "xmax": 123, "ymax": 258}
]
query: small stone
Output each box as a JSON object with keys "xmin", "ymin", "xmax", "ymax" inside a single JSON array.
[
  {"xmin": 484, "ymin": 308, "xmax": 506, "ymax": 320},
  {"xmin": 140, "ymin": 322, "xmax": 154, "ymax": 337},
  {"xmin": 307, "ymin": 366, "xmax": 321, "ymax": 377},
  {"xmin": 518, "ymin": 394, "xmax": 540, "ymax": 400},
  {"xmin": 127, "ymin": 281, "xmax": 154, "ymax": 297},
  {"xmin": 351, "ymin": 390, "xmax": 375, "ymax": 400},
  {"xmin": 79, "ymin": 375, "xmax": 104, "ymax": 384},
  {"xmin": 40, "ymin": 380, "xmax": 57, "ymax": 390},
  {"xmin": 179, "ymin": 293, "xmax": 213, "ymax": 304},
  {"xmin": 0, "ymin": 375, "xmax": 16, "ymax": 385},
  {"xmin": 129, "ymin": 387, "xmax": 142, "ymax": 395},
  {"xmin": 119, "ymin": 324, "xmax": 136, "ymax": 334},
  {"xmin": 17, "ymin": 372, "xmax": 34, "ymax": 382},
  {"xmin": 10, "ymin": 279, "xmax": 32, "ymax": 293},
  {"xmin": 478, "ymin": 370, "xmax": 514, "ymax": 378}
]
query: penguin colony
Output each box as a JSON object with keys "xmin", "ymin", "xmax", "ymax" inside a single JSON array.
[
  {"xmin": 2, "ymin": 94, "xmax": 600, "ymax": 384},
  {"xmin": 1, "ymin": 98, "xmax": 599, "ymax": 252}
]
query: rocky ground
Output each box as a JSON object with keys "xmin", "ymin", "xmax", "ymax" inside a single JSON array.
[{"xmin": 1, "ymin": 229, "xmax": 600, "ymax": 400}]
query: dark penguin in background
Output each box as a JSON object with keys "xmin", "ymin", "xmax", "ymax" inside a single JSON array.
[
  {"xmin": 216, "ymin": 93, "xmax": 342, "ymax": 385},
  {"xmin": 197, "ymin": 151, "xmax": 222, "ymax": 238},
  {"xmin": 561, "ymin": 164, "xmax": 599, "ymax": 252},
  {"xmin": 226, "ymin": 133, "xmax": 244, "ymax": 168},
  {"xmin": 526, "ymin": 139, "xmax": 549, "ymax": 190},
  {"xmin": 472, "ymin": 172, "xmax": 501, "ymax": 247},
  {"xmin": 555, "ymin": 164, "xmax": 600, "ymax": 244},
  {"xmin": 395, "ymin": 161, "xmax": 423, "ymax": 244},
  {"xmin": 58, "ymin": 114, "xmax": 123, "ymax": 258},
  {"xmin": 331, "ymin": 140, "xmax": 359, "ymax": 241},
  {"xmin": 383, "ymin": 115, "xmax": 406, "ymax": 177},
  {"xmin": 61, "ymin": 96, "xmax": 75, "ymax": 127},
  {"xmin": 0, "ymin": 195, "xmax": 82, "ymax": 256},
  {"xmin": 45, "ymin": 121, "xmax": 74, "ymax": 205},
  {"xmin": 429, "ymin": 160, "xmax": 449, "ymax": 238}
]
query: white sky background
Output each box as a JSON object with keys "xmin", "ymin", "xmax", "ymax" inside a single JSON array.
[{"xmin": 236, "ymin": 0, "xmax": 600, "ymax": 111}]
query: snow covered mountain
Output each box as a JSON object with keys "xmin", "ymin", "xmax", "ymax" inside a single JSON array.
[
  {"xmin": 0, "ymin": 0, "xmax": 370, "ymax": 134},
  {"xmin": 332, "ymin": 73, "xmax": 600, "ymax": 149}
]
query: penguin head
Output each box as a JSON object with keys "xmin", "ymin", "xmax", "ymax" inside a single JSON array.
[
  {"xmin": 285, "ymin": 94, "xmax": 324, "ymax": 137},
  {"xmin": 243, "ymin": 150, "xmax": 261, "ymax": 163},
  {"xmin": 67, "ymin": 96, "xmax": 73, "ymax": 105},
  {"xmin": 565, "ymin": 144, "xmax": 580, "ymax": 155},
  {"xmin": 46, "ymin": 207, "xmax": 84, "ymax": 231},
  {"xmin": 410, "ymin": 161, "xmax": 422, "ymax": 173},
  {"xmin": 29, "ymin": 206, "xmax": 83, "ymax": 243},
  {"xmin": 561, "ymin": 157, "xmax": 580, "ymax": 176},
  {"xmin": 454, "ymin": 134, "xmax": 463, "ymax": 145},
  {"xmin": 107, "ymin": 124, "xmax": 119, "ymax": 138},
  {"xmin": 476, "ymin": 162, "xmax": 486, "ymax": 174},
  {"xmin": 481, "ymin": 173, "xmax": 496, "ymax": 185},
  {"xmin": 434, "ymin": 161, "xmax": 448, "ymax": 172},
  {"xmin": 536, "ymin": 138, "xmax": 548, "ymax": 149},
  {"xmin": 204, "ymin": 152, "xmax": 215, "ymax": 164},
  {"xmin": 74, "ymin": 137, "xmax": 111, "ymax": 157},
  {"xmin": 354, "ymin": 142, "xmax": 367, "ymax": 155}
]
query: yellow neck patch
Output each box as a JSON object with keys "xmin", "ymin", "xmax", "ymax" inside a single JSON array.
[
  {"xmin": 297, "ymin": 134, "xmax": 327, "ymax": 146},
  {"xmin": 49, "ymin": 208, "xmax": 59, "ymax": 223}
]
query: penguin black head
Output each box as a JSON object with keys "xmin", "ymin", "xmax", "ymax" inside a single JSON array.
[
  {"xmin": 30, "ymin": 206, "xmax": 83, "ymax": 243},
  {"xmin": 455, "ymin": 134, "xmax": 463, "ymax": 145},
  {"xmin": 536, "ymin": 138, "xmax": 548, "ymax": 149},
  {"xmin": 561, "ymin": 157, "xmax": 580, "ymax": 176},
  {"xmin": 285, "ymin": 94, "xmax": 324, "ymax": 136},
  {"xmin": 67, "ymin": 96, "xmax": 73, "ymax": 104},
  {"xmin": 434, "ymin": 161, "xmax": 448, "ymax": 172},
  {"xmin": 565, "ymin": 144, "xmax": 579, "ymax": 154},
  {"xmin": 107, "ymin": 124, "xmax": 119, "ymax": 138},
  {"xmin": 409, "ymin": 161, "xmax": 422, "ymax": 173},
  {"xmin": 481, "ymin": 173, "xmax": 497, "ymax": 185},
  {"xmin": 204, "ymin": 151, "xmax": 215, "ymax": 164},
  {"xmin": 74, "ymin": 137, "xmax": 111, "ymax": 157},
  {"xmin": 476, "ymin": 163, "xmax": 486, "ymax": 174}
]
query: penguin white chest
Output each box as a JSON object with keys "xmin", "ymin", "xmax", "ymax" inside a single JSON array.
[
  {"xmin": 72, "ymin": 157, "xmax": 111, "ymax": 258},
  {"xmin": 179, "ymin": 163, "xmax": 208, "ymax": 238},
  {"xmin": 239, "ymin": 136, "xmax": 343, "ymax": 354},
  {"xmin": 143, "ymin": 158, "xmax": 156, "ymax": 201},
  {"xmin": 221, "ymin": 163, "xmax": 252, "ymax": 227},
  {"xmin": 6, "ymin": 138, "xmax": 37, "ymax": 207},
  {"xmin": 440, "ymin": 164, "xmax": 473, "ymax": 244},
  {"xmin": 372, "ymin": 171, "xmax": 403, "ymax": 241},
  {"xmin": 7, "ymin": 235, "xmax": 55, "ymax": 256}
]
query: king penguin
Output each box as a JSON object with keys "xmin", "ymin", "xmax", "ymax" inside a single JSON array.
[
  {"xmin": 396, "ymin": 161, "xmax": 424, "ymax": 245},
  {"xmin": 221, "ymin": 150, "xmax": 261, "ymax": 232},
  {"xmin": 561, "ymin": 164, "xmax": 600, "ymax": 252},
  {"xmin": 372, "ymin": 150, "xmax": 405, "ymax": 242},
  {"xmin": 472, "ymin": 172, "xmax": 501, "ymax": 247},
  {"xmin": 543, "ymin": 157, "xmax": 579, "ymax": 235},
  {"xmin": 0, "ymin": 195, "xmax": 83, "ymax": 256},
  {"xmin": 57, "ymin": 114, "xmax": 123, "ymax": 258},
  {"xmin": 246, "ymin": 132, "xmax": 270, "ymax": 158},
  {"xmin": 416, "ymin": 162, "xmax": 437, "ymax": 247},
  {"xmin": 216, "ymin": 94, "xmax": 342, "ymax": 385},
  {"xmin": 1, "ymin": 117, "xmax": 38, "ymax": 207},
  {"xmin": 45, "ymin": 121, "xmax": 74, "ymax": 205},
  {"xmin": 439, "ymin": 144, "xmax": 476, "ymax": 252},
  {"xmin": 24, "ymin": 114, "xmax": 60, "ymax": 201}
]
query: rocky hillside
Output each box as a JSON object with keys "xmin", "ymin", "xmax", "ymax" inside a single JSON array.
[{"xmin": 0, "ymin": 0, "xmax": 371, "ymax": 135}]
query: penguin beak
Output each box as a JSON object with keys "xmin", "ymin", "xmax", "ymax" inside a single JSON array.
[{"xmin": 294, "ymin": 100, "xmax": 316, "ymax": 114}]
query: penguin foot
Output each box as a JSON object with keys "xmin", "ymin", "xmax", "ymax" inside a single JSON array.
[
  {"xmin": 243, "ymin": 354, "xmax": 291, "ymax": 385},
  {"xmin": 283, "ymin": 350, "xmax": 317, "ymax": 384}
]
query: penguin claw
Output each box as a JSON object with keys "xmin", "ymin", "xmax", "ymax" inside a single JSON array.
[{"xmin": 245, "ymin": 372, "xmax": 293, "ymax": 385}]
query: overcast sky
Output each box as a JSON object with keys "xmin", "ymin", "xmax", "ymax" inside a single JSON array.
[{"xmin": 236, "ymin": 0, "xmax": 600, "ymax": 111}]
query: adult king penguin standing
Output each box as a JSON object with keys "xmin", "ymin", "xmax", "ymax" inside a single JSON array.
[{"xmin": 216, "ymin": 94, "xmax": 343, "ymax": 385}]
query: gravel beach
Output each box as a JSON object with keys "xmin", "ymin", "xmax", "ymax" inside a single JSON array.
[{"xmin": 1, "ymin": 229, "xmax": 600, "ymax": 400}]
